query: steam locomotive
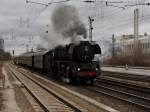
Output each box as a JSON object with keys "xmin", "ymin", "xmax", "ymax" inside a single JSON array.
[{"xmin": 14, "ymin": 41, "xmax": 101, "ymax": 84}]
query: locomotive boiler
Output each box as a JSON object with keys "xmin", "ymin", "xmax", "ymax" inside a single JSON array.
[{"xmin": 47, "ymin": 41, "xmax": 101, "ymax": 84}]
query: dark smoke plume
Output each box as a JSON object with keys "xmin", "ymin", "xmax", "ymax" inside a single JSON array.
[
  {"xmin": 41, "ymin": 4, "xmax": 87, "ymax": 49},
  {"xmin": 52, "ymin": 5, "xmax": 87, "ymax": 40}
]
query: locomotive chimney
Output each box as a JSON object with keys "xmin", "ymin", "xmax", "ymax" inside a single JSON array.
[{"xmin": 71, "ymin": 33, "xmax": 76, "ymax": 43}]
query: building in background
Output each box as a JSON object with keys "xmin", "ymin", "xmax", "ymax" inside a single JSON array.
[
  {"xmin": 0, "ymin": 39, "xmax": 11, "ymax": 60},
  {"xmin": 115, "ymin": 34, "xmax": 150, "ymax": 66},
  {"xmin": 116, "ymin": 34, "xmax": 150, "ymax": 55},
  {"xmin": 0, "ymin": 39, "xmax": 4, "ymax": 51}
]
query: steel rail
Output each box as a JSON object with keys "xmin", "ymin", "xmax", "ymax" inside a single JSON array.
[
  {"xmin": 8, "ymin": 65, "xmax": 82, "ymax": 112},
  {"xmin": 6, "ymin": 67, "xmax": 50, "ymax": 112}
]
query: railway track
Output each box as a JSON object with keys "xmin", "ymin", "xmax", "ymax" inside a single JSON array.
[
  {"xmin": 7, "ymin": 65, "xmax": 84, "ymax": 112},
  {"xmin": 102, "ymin": 65, "xmax": 150, "ymax": 70},
  {"xmin": 8, "ymin": 63, "xmax": 150, "ymax": 112},
  {"xmin": 7, "ymin": 63, "xmax": 119, "ymax": 112},
  {"xmin": 84, "ymin": 76, "xmax": 150, "ymax": 111},
  {"xmin": 102, "ymin": 71, "xmax": 150, "ymax": 83}
]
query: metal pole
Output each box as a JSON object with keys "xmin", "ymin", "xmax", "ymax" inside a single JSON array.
[
  {"xmin": 88, "ymin": 16, "xmax": 94, "ymax": 42},
  {"xmin": 134, "ymin": 8, "xmax": 139, "ymax": 39},
  {"xmin": 134, "ymin": 8, "xmax": 139, "ymax": 50},
  {"xmin": 133, "ymin": 8, "xmax": 139, "ymax": 65},
  {"xmin": 12, "ymin": 50, "xmax": 14, "ymax": 57},
  {"xmin": 26, "ymin": 44, "xmax": 29, "ymax": 52},
  {"xmin": 112, "ymin": 34, "xmax": 116, "ymax": 65}
]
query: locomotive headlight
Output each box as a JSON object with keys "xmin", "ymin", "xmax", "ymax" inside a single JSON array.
[
  {"xmin": 95, "ymin": 68, "xmax": 98, "ymax": 71},
  {"xmin": 77, "ymin": 68, "xmax": 80, "ymax": 71}
]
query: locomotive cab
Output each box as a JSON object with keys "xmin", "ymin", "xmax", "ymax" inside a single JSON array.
[{"xmin": 93, "ymin": 44, "xmax": 101, "ymax": 54}]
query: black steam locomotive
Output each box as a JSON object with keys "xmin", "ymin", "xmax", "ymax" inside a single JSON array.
[{"xmin": 14, "ymin": 41, "xmax": 101, "ymax": 84}]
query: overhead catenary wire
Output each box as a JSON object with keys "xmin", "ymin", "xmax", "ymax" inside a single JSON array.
[
  {"xmin": 12, "ymin": 0, "xmax": 71, "ymax": 53},
  {"xmin": 89, "ymin": 0, "xmax": 150, "ymax": 30},
  {"xmin": 15, "ymin": 0, "xmax": 71, "ymax": 40},
  {"xmin": 84, "ymin": 0, "xmax": 150, "ymax": 19},
  {"xmin": 24, "ymin": 0, "xmax": 71, "ymax": 28}
]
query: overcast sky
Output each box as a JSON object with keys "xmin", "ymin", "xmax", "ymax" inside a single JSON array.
[{"xmin": 1, "ymin": 0, "xmax": 150, "ymax": 55}]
